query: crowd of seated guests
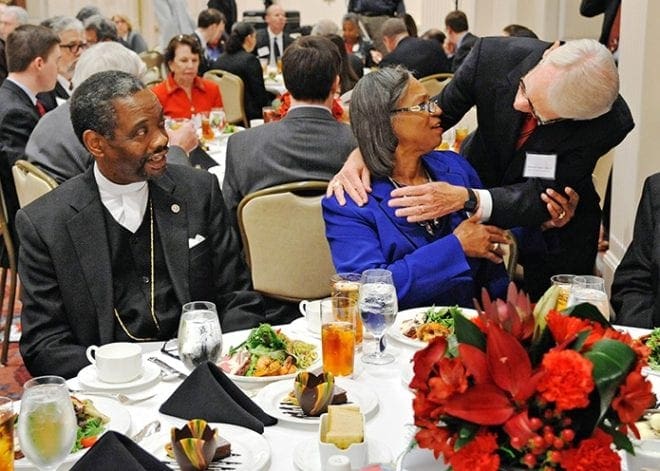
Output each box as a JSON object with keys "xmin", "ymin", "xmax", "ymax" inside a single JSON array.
[{"xmin": 1, "ymin": 2, "xmax": 653, "ymax": 383}]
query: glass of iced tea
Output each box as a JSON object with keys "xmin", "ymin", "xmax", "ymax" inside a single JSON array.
[
  {"xmin": 452, "ymin": 127, "xmax": 469, "ymax": 152},
  {"xmin": 330, "ymin": 273, "xmax": 363, "ymax": 346},
  {"xmin": 200, "ymin": 112, "xmax": 215, "ymax": 141},
  {"xmin": 0, "ymin": 397, "xmax": 14, "ymax": 470},
  {"xmin": 321, "ymin": 296, "xmax": 357, "ymax": 377}
]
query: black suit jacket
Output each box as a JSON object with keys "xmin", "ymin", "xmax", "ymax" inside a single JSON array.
[
  {"xmin": 254, "ymin": 29, "xmax": 294, "ymax": 61},
  {"xmin": 580, "ymin": 0, "xmax": 621, "ymax": 46},
  {"xmin": 0, "ymin": 39, "xmax": 7, "ymax": 84},
  {"xmin": 208, "ymin": 0, "xmax": 237, "ymax": 31},
  {"xmin": 37, "ymin": 81, "xmax": 70, "ymax": 112},
  {"xmin": 451, "ymin": 32, "xmax": 478, "ymax": 72},
  {"xmin": 0, "ymin": 79, "xmax": 40, "ymax": 244},
  {"xmin": 438, "ymin": 37, "xmax": 634, "ymax": 298},
  {"xmin": 611, "ymin": 174, "xmax": 660, "ymax": 328},
  {"xmin": 380, "ymin": 36, "xmax": 451, "ymax": 79},
  {"xmin": 211, "ymin": 50, "xmax": 271, "ymax": 120},
  {"xmin": 17, "ymin": 165, "xmax": 270, "ymax": 378}
]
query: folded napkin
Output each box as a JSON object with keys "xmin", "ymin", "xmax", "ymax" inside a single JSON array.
[
  {"xmin": 159, "ymin": 361, "xmax": 277, "ymax": 433},
  {"xmin": 69, "ymin": 431, "xmax": 168, "ymax": 471}
]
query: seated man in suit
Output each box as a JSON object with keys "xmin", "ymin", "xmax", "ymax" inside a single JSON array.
[
  {"xmin": 223, "ymin": 35, "xmax": 357, "ymax": 319},
  {"xmin": 37, "ymin": 16, "xmax": 86, "ymax": 111},
  {"xmin": 26, "ymin": 42, "xmax": 198, "ymax": 183},
  {"xmin": 443, "ymin": 10, "xmax": 478, "ymax": 72},
  {"xmin": 0, "ymin": 25, "xmax": 60, "ymax": 245},
  {"xmin": 193, "ymin": 8, "xmax": 227, "ymax": 75},
  {"xmin": 610, "ymin": 173, "xmax": 660, "ymax": 328},
  {"xmin": 254, "ymin": 4, "xmax": 293, "ymax": 67},
  {"xmin": 378, "ymin": 18, "xmax": 450, "ymax": 79},
  {"xmin": 17, "ymin": 70, "xmax": 270, "ymax": 378}
]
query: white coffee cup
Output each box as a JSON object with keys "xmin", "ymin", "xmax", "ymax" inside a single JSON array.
[
  {"xmin": 298, "ymin": 299, "xmax": 323, "ymax": 334},
  {"xmin": 85, "ymin": 342, "xmax": 143, "ymax": 384}
]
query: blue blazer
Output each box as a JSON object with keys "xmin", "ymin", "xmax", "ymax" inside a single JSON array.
[{"xmin": 323, "ymin": 151, "xmax": 509, "ymax": 309}]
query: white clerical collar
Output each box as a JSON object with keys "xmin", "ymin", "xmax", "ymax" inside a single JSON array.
[{"xmin": 94, "ymin": 163, "xmax": 149, "ymax": 233}]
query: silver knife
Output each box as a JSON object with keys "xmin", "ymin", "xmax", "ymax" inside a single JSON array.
[{"xmin": 148, "ymin": 356, "xmax": 188, "ymax": 380}]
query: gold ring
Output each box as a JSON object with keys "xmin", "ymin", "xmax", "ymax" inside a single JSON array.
[
  {"xmin": 558, "ymin": 210, "xmax": 566, "ymax": 220},
  {"xmin": 492, "ymin": 243, "xmax": 499, "ymax": 251}
]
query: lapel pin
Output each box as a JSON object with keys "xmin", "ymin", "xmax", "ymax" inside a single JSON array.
[{"xmin": 171, "ymin": 204, "xmax": 181, "ymax": 213}]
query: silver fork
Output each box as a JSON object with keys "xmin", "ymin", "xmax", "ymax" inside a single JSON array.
[{"xmin": 69, "ymin": 389, "xmax": 157, "ymax": 405}]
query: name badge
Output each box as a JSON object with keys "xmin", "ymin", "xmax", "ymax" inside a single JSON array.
[
  {"xmin": 257, "ymin": 46, "xmax": 270, "ymax": 58},
  {"xmin": 523, "ymin": 152, "xmax": 557, "ymax": 180}
]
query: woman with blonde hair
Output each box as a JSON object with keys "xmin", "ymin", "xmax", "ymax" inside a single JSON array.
[{"xmin": 112, "ymin": 13, "xmax": 148, "ymax": 53}]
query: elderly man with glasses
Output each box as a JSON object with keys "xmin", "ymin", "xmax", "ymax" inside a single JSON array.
[
  {"xmin": 37, "ymin": 16, "xmax": 88, "ymax": 110},
  {"xmin": 330, "ymin": 37, "xmax": 633, "ymax": 299}
]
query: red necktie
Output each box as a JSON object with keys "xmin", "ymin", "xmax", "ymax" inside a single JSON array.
[
  {"xmin": 516, "ymin": 113, "xmax": 537, "ymax": 149},
  {"xmin": 35, "ymin": 100, "xmax": 46, "ymax": 117}
]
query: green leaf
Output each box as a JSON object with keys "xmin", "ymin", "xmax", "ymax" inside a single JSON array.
[
  {"xmin": 564, "ymin": 303, "xmax": 612, "ymax": 328},
  {"xmin": 569, "ymin": 329, "xmax": 591, "ymax": 352},
  {"xmin": 600, "ymin": 423, "xmax": 634, "ymax": 454},
  {"xmin": 584, "ymin": 339, "xmax": 636, "ymax": 422},
  {"xmin": 454, "ymin": 424, "xmax": 478, "ymax": 449},
  {"xmin": 454, "ymin": 311, "xmax": 485, "ymax": 351}
]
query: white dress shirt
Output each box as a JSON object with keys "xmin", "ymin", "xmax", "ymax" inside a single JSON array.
[{"xmin": 94, "ymin": 163, "xmax": 149, "ymax": 233}]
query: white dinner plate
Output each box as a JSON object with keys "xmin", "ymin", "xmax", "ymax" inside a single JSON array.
[
  {"xmin": 15, "ymin": 395, "xmax": 131, "ymax": 469},
  {"xmin": 293, "ymin": 438, "xmax": 391, "ymax": 471},
  {"xmin": 387, "ymin": 307, "xmax": 478, "ymax": 349},
  {"xmin": 254, "ymin": 377, "xmax": 379, "ymax": 426},
  {"xmin": 77, "ymin": 361, "xmax": 161, "ymax": 392},
  {"xmin": 141, "ymin": 421, "xmax": 270, "ymax": 471},
  {"xmin": 289, "ymin": 317, "xmax": 321, "ymax": 339}
]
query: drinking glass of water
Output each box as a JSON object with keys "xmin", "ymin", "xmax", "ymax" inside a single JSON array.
[
  {"xmin": 359, "ymin": 269, "xmax": 398, "ymax": 365},
  {"xmin": 177, "ymin": 301, "xmax": 223, "ymax": 371},
  {"xmin": 568, "ymin": 275, "xmax": 610, "ymax": 320},
  {"xmin": 17, "ymin": 376, "xmax": 77, "ymax": 470}
]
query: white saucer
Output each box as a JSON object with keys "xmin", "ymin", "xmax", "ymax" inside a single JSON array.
[
  {"xmin": 77, "ymin": 361, "xmax": 161, "ymax": 392},
  {"xmin": 290, "ymin": 317, "xmax": 321, "ymax": 339},
  {"xmin": 293, "ymin": 437, "xmax": 392, "ymax": 471}
]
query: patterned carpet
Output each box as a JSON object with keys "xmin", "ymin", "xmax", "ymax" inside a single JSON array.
[{"xmin": 0, "ymin": 274, "xmax": 30, "ymax": 400}]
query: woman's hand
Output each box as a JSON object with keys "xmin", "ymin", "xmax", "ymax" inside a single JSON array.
[
  {"xmin": 541, "ymin": 186, "xmax": 579, "ymax": 230},
  {"xmin": 389, "ymin": 182, "xmax": 466, "ymax": 222},
  {"xmin": 326, "ymin": 148, "xmax": 372, "ymax": 205},
  {"xmin": 453, "ymin": 214, "xmax": 510, "ymax": 264}
]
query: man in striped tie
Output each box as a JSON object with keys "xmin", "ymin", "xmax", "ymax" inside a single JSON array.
[{"xmin": 0, "ymin": 24, "xmax": 60, "ymax": 250}]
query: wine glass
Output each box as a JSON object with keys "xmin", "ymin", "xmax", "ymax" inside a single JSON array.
[
  {"xmin": 17, "ymin": 376, "xmax": 77, "ymax": 470},
  {"xmin": 177, "ymin": 301, "xmax": 223, "ymax": 371},
  {"xmin": 359, "ymin": 269, "xmax": 398, "ymax": 365},
  {"xmin": 567, "ymin": 275, "xmax": 611, "ymax": 320}
]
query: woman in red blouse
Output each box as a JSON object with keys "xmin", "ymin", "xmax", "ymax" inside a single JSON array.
[{"xmin": 151, "ymin": 34, "xmax": 223, "ymax": 118}]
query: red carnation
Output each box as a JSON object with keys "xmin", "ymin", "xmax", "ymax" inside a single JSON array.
[
  {"xmin": 560, "ymin": 428, "xmax": 620, "ymax": 471},
  {"xmin": 448, "ymin": 432, "xmax": 500, "ymax": 471},
  {"xmin": 537, "ymin": 349, "xmax": 594, "ymax": 411}
]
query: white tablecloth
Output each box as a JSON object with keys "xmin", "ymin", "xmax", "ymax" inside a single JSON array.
[{"xmin": 58, "ymin": 324, "xmax": 660, "ymax": 471}]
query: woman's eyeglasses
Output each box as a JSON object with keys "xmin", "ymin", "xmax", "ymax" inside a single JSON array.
[
  {"xmin": 391, "ymin": 99, "xmax": 439, "ymax": 115},
  {"xmin": 60, "ymin": 42, "xmax": 88, "ymax": 54}
]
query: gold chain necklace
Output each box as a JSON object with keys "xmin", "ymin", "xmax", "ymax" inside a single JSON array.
[{"xmin": 113, "ymin": 198, "xmax": 161, "ymax": 341}]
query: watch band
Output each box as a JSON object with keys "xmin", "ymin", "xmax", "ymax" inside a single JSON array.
[{"xmin": 463, "ymin": 187, "xmax": 478, "ymax": 212}]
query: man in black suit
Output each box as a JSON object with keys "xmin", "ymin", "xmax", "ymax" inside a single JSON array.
[
  {"xmin": 379, "ymin": 18, "xmax": 450, "ymax": 79},
  {"xmin": 207, "ymin": 0, "xmax": 237, "ymax": 32},
  {"xmin": 0, "ymin": 25, "xmax": 60, "ymax": 245},
  {"xmin": 38, "ymin": 16, "xmax": 87, "ymax": 111},
  {"xmin": 611, "ymin": 173, "xmax": 660, "ymax": 328},
  {"xmin": 17, "ymin": 70, "xmax": 269, "ymax": 378},
  {"xmin": 443, "ymin": 10, "xmax": 478, "ymax": 72},
  {"xmin": 254, "ymin": 4, "xmax": 293, "ymax": 67},
  {"xmin": 330, "ymin": 38, "xmax": 633, "ymax": 300}
]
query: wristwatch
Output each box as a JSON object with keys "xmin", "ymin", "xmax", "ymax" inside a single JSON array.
[{"xmin": 463, "ymin": 188, "xmax": 478, "ymax": 212}]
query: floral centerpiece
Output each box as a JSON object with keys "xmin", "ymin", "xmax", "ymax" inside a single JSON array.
[{"xmin": 410, "ymin": 283, "xmax": 656, "ymax": 471}]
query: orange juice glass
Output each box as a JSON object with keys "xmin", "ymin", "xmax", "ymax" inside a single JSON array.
[
  {"xmin": 321, "ymin": 297, "xmax": 356, "ymax": 377},
  {"xmin": 201, "ymin": 115, "xmax": 214, "ymax": 140},
  {"xmin": 330, "ymin": 273, "xmax": 363, "ymax": 345},
  {"xmin": 0, "ymin": 397, "xmax": 14, "ymax": 470}
]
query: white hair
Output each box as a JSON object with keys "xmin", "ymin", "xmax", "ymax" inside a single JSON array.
[
  {"xmin": 49, "ymin": 16, "xmax": 84, "ymax": 35},
  {"xmin": 544, "ymin": 38, "xmax": 619, "ymax": 120},
  {"xmin": 4, "ymin": 6, "xmax": 29, "ymax": 25},
  {"xmin": 71, "ymin": 42, "xmax": 146, "ymax": 90},
  {"xmin": 311, "ymin": 19, "xmax": 339, "ymax": 36}
]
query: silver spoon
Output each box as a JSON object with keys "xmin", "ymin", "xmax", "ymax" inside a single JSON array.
[{"xmin": 131, "ymin": 420, "xmax": 161, "ymax": 443}]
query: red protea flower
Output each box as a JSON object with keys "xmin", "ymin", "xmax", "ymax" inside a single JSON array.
[
  {"xmin": 474, "ymin": 284, "xmax": 535, "ymax": 341},
  {"xmin": 537, "ymin": 349, "xmax": 594, "ymax": 411}
]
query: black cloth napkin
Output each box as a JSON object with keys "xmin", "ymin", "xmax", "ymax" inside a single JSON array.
[
  {"xmin": 69, "ymin": 431, "xmax": 169, "ymax": 471},
  {"xmin": 189, "ymin": 146, "xmax": 218, "ymax": 170},
  {"xmin": 159, "ymin": 361, "xmax": 277, "ymax": 433}
]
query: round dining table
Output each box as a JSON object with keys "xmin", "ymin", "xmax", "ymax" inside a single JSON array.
[{"xmin": 48, "ymin": 321, "xmax": 659, "ymax": 471}]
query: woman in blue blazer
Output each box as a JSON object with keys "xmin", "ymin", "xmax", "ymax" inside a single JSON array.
[{"xmin": 323, "ymin": 67, "xmax": 510, "ymax": 309}]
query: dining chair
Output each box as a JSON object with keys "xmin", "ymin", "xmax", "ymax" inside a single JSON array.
[
  {"xmin": 12, "ymin": 160, "xmax": 58, "ymax": 209},
  {"xmin": 237, "ymin": 181, "xmax": 336, "ymax": 302},
  {"xmin": 419, "ymin": 72, "xmax": 453, "ymax": 98},
  {"xmin": 0, "ymin": 182, "xmax": 17, "ymax": 365},
  {"xmin": 138, "ymin": 50, "xmax": 166, "ymax": 81},
  {"xmin": 203, "ymin": 69, "xmax": 249, "ymax": 128}
]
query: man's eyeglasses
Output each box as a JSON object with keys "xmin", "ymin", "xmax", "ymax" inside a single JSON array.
[
  {"xmin": 518, "ymin": 78, "xmax": 565, "ymax": 126},
  {"xmin": 391, "ymin": 99, "xmax": 439, "ymax": 115},
  {"xmin": 60, "ymin": 42, "xmax": 88, "ymax": 53},
  {"xmin": 161, "ymin": 339, "xmax": 180, "ymax": 360}
]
